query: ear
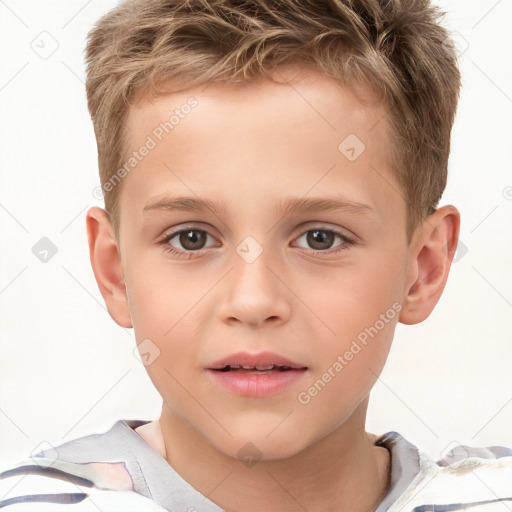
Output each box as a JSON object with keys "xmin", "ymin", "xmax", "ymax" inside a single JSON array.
[
  {"xmin": 85, "ymin": 206, "xmax": 132, "ymax": 328},
  {"xmin": 399, "ymin": 205, "xmax": 460, "ymax": 325}
]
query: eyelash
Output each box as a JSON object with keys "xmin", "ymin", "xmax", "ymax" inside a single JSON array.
[{"xmin": 158, "ymin": 226, "xmax": 356, "ymax": 258}]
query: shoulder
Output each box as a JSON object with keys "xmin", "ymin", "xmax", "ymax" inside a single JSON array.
[
  {"xmin": 0, "ymin": 420, "xmax": 167, "ymax": 511},
  {"xmin": 0, "ymin": 457, "xmax": 167, "ymax": 511},
  {"xmin": 387, "ymin": 436, "xmax": 512, "ymax": 512}
]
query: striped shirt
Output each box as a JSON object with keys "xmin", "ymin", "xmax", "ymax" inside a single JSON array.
[{"xmin": 1, "ymin": 419, "xmax": 511, "ymax": 511}]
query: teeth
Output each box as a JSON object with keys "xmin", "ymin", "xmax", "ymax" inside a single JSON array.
[
  {"xmin": 240, "ymin": 364, "xmax": 280, "ymax": 370},
  {"xmin": 216, "ymin": 364, "xmax": 295, "ymax": 371}
]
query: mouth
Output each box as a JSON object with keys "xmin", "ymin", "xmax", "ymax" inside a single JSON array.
[
  {"xmin": 213, "ymin": 364, "xmax": 303, "ymax": 374},
  {"xmin": 208, "ymin": 351, "xmax": 308, "ymax": 373},
  {"xmin": 207, "ymin": 351, "xmax": 308, "ymax": 397}
]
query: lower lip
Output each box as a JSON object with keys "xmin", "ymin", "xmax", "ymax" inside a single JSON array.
[{"xmin": 207, "ymin": 369, "xmax": 307, "ymax": 397}]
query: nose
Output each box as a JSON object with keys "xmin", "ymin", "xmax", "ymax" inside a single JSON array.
[{"xmin": 217, "ymin": 244, "xmax": 292, "ymax": 328}]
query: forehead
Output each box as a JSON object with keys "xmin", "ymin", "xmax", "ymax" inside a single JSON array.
[
  {"xmin": 126, "ymin": 68, "xmax": 387, "ymax": 147},
  {"xmin": 119, "ymin": 67, "xmax": 404, "ymax": 231}
]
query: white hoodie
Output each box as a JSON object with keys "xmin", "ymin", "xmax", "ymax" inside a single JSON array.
[{"xmin": 1, "ymin": 420, "xmax": 511, "ymax": 511}]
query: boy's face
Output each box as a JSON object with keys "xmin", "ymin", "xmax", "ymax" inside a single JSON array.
[{"xmin": 108, "ymin": 68, "xmax": 419, "ymax": 459}]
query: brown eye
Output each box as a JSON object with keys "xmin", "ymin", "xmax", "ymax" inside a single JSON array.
[
  {"xmin": 293, "ymin": 226, "xmax": 356, "ymax": 255},
  {"xmin": 160, "ymin": 228, "xmax": 216, "ymax": 255},
  {"xmin": 306, "ymin": 230, "xmax": 336, "ymax": 250},
  {"xmin": 295, "ymin": 228, "xmax": 352, "ymax": 252},
  {"xmin": 177, "ymin": 230, "xmax": 208, "ymax": 251}
]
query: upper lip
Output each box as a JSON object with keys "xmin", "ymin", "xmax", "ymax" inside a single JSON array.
[{"xmin": 208, "ymin": 351, "xmax": 307, "ymax": 370}]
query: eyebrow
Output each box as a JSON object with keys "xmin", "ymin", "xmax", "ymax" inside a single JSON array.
[
  {"xmin": 142, "ymin": 195, "xmax": 376, "ymax": 217},
  {"xmin": 275, "ymin": 196, "xmax": 375, "ymax": 217},
  {"xmin": 143, "ymin": 196, "xmax": 228, "ymax": 216}
]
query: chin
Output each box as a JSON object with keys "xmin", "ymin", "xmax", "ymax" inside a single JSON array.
[{"xmin": 211, "ymin": 429, "xmax": 311, "ymax": 464}]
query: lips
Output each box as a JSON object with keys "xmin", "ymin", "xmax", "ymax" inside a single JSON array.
[
  {"xmin": 207, "ymin": 350, "xmax": 308, "ymax": 397},
  {"xmin": 216, "ymin": 364, "xmax": 294, "ymax": 373},
  {"xmin": 208, "ymin": 351, "xmax": 307, "ymax": 372}
]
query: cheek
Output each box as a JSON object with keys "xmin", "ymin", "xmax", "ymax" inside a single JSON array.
[
  {"xmin": 304, "ymin": 267, "xmax": 402, "ymax": 337},
  {"xmin": 298, "ymin": 266, "xmax": 401, "ymax": 394},
  {"xmin": 133, "ymin": 314, "xmax": 203, "ymax": 415},
  {"xmin": 126, "ymin": 275, "xmax": 204, "ymax": 395},
  {"xmin": 125, "ymin": 258, "xmax": 202, "ymax": 333},
  {"xmin": 296, "ymin": 319, "xmax": 396, "ymax": 426}
]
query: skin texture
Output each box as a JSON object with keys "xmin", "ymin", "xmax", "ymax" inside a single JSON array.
[{"xmin": 86, "ymin": 67, "xmax": 460, "ymax": 511}]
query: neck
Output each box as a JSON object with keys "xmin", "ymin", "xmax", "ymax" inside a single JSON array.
[{"xmin": 155, "ymin": 398, "xmax": 391, "ymax": 512}]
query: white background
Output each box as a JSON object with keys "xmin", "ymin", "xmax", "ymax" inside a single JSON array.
[{"xmin": 0, "ymin": 0, "xmax": 511, "ymax": 467}]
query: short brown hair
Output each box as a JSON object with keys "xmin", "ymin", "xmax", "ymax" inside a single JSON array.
[{"xmin": 85, "ymin": 0, "xmax": 461, "ymax": 242}]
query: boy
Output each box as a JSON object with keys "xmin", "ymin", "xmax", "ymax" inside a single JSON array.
[{"xmin": 1, "ymin": 0, "xmax": 511, "ymax": 511}]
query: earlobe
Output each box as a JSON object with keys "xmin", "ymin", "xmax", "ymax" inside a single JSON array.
[
  {"xmin": 86, "ymin": 206, "xmax": 133, "ymax": 328},
  {"xmin": 399, "ymin": 205, "xmax": 460, "ymax": 325}
]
